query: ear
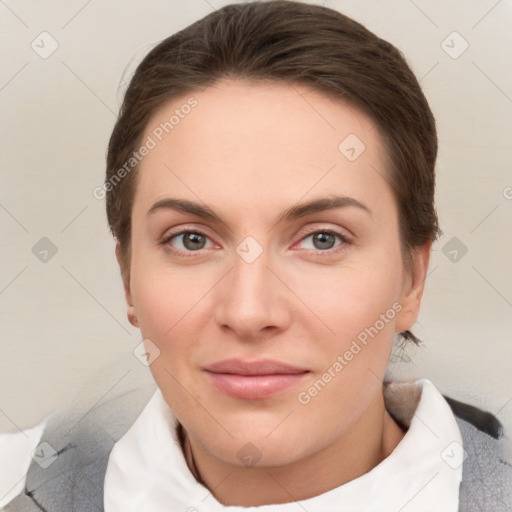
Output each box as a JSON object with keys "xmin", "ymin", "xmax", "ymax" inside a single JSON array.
[
  {"xmin": 395, "ymin": 242, "xmax": 432, "ymax": 333},
  {"xmin": 115, "ymin": 241, "xmax": 139, "ymax": 328}
]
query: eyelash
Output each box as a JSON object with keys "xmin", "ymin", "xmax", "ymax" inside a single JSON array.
[{"xmin": 161, "ymin": 227, "xmax": 351, "ymax": 258}]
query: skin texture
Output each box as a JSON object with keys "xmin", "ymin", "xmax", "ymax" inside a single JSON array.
[{"xmin": 116, "ymin": 78, "xmax": 431, "ymax": 506}]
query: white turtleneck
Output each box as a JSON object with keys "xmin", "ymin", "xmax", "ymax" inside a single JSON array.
[{"xmin": 104, "ymin": 378, "xmax": 464, "ymax": 512}]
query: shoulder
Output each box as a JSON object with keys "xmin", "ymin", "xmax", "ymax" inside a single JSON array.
[
  {"xmin": 4, "ymin": 383, "xmax": 155, "ymax": 512},
  {"xmin": 443, "ymin": 394, "xmax": 512, "ymax": 511}
]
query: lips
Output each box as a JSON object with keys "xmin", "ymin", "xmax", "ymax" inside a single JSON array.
[{"xmin": 202, "ymin": 359, "xmax": 310, "ymax": 400}]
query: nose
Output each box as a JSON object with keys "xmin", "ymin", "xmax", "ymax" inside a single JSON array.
[{"xmin": 213, "ymin": 245, "xmax": 292, "ymax": 342}]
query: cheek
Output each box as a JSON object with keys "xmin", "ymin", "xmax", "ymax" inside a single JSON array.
[
  {"xmin": 130, "ymin": 239, "xmax": 206, "ymax": 323},
  {"xmin": 292, "ymin": 258, "xmax": 403, "ymax": 343},
  {"xmin": 130, "ymin": 266, "xmax": 208, "ymax": 414},
  {"xmin": 132, "ymin": 271, "xmax": 199, "ymax": 345},
  {"xmin": 129, "ymin": 253, "xmax": 198, "ymax": 355},
  {"xmin": 292, "ymin": 268, "xmax": 402, "ymax": 430}
]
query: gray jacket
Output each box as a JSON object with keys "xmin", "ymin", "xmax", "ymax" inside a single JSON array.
[{"xmin": 5, "ymin": 386, "xmax": 512, "ymax": 511}]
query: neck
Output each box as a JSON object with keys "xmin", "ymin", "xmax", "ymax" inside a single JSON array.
[{"xmin": 180, "ymin": 388, "xmax": 406, "ymax": 507}]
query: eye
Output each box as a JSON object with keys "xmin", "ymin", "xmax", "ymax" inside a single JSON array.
[
  {"xmin": 162, "ymin": 230, "xmax": 216, "ymax": 254},
  {"xmin": 295, "ymin": 229, "xmax": 349, "ymax": 254},
  {"xmin": 161, "ymin": 228, "xmax": 350, "ymax": 257}
]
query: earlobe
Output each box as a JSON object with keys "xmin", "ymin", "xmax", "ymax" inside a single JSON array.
[
  {"xmin": 127, "ymin": 305, "xmax": 139, "ymax": 328},
  {"xmin": 395, "ymin": 243, "xmax": 432, "ymax": 333},
  {"xmin": 115, "ymin": 241, "xmax": 138, "ymax": 328}
]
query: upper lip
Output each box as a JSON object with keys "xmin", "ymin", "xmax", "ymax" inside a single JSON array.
[{"xmin": 203, "ymin": 359, "xmax": 309, "ymax": 376}]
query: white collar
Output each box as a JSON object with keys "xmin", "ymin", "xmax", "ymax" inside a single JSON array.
[{"xmin": 104, "ymin": 378, "xmax": 463, "ymax": 512}]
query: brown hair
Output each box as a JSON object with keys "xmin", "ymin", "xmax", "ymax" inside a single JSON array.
[{"xmin": 105, "ymin": 0, "xmax": 440, "ymax": 344}]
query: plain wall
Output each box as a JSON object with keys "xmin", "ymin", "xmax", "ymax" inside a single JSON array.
[{"xmin": 1, "ymin": 0, "xmax": 511, "ymax": 434}]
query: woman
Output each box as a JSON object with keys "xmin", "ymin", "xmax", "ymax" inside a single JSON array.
[{"xmin": 5, "ymin": 1, "xmax": 511, "ymax": 510}]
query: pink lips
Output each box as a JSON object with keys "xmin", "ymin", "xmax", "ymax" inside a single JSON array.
[{"xmin": 202, "ymin": 359, "xmax": 310, "ymax": 400}]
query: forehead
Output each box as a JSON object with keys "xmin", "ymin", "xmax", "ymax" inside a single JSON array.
[{"xmin": 132, "ymin": 79, "xmax": 394, "ymax": 224}]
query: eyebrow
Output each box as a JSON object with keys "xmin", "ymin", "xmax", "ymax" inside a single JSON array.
[{"xmin": 146, "ymin": 195, "xmax": 372, "ymax": 224}]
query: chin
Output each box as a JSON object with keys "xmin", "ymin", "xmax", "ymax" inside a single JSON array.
[{"xmin": 211, "ymin": 433, "xmax": 308, "ymax": 468}]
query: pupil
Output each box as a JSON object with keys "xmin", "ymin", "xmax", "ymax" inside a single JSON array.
[
  {"xmin": 314, "ymin": 232, "xmax": 335, "ymax": 250},
  {"xmin": 184, "ymin": 233, "xmax": 205, "ymax": 250}
]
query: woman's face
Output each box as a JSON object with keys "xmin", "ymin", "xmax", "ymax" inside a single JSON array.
[{"xmin": 121, "ymin": 79, "xmax": 428, "ymax": 468}]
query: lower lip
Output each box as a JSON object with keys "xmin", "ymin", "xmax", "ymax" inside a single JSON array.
[{"xmin": 204, "ymin": 371, "xmax": 309, "ymax": 400}]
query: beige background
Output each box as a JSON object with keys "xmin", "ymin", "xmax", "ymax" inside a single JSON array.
[{"xmin": 1, "ymin": 0, "xmax": 511, "ymax": 435}]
